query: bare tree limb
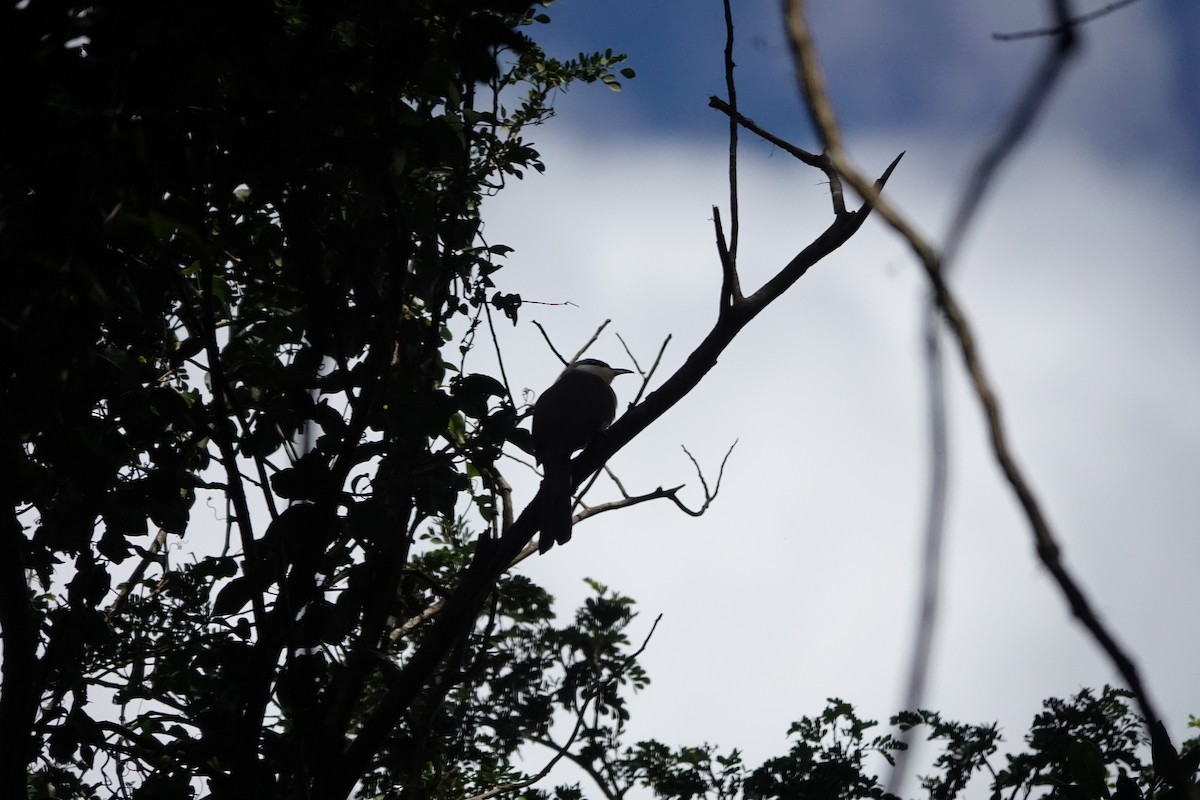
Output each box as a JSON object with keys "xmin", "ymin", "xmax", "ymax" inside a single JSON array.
[{"xmin": 708, "ymin": 96, "xmax": 824, "ymax": 169}]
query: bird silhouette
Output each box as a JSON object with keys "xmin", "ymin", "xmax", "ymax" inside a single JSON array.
[{"xmin": 532, "ymin": 359, "xmax": 631, "ymax": 553}]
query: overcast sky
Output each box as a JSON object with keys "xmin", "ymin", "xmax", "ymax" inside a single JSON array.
[{"xmin": 475, "ymin": 0, "xmax": 1200, "ymax": 787}]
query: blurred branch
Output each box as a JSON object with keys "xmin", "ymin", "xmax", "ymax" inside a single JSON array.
[
  {"xmin": 943, "ymin": 4, "xmax": 1078, "ymax": 265},
  {"xmin": 993, "ymin": 0, "xmax": 1143, "ymax": 41},
  {"xmin": 777, "ymin": 1, "xmax": 1186, "ymax": 796}
]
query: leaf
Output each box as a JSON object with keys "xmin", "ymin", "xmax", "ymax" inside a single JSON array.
[
  {"xmin": 1068, "ymin": 738, "xmax": 1110, "ymax": 799},
  {"xmin": 212, "ymin": 576, "xmax": 254, "ymax": 617}
]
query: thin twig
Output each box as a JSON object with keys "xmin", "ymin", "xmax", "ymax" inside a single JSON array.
[
  {"xmin": 707, "ymin": 95, "xmax": 826, "ymax": 169},
  {"xmin": 675, "ymin": 442, "xmax": 736, "ymax": 517},
  {"xmin": 634, "ymin": 335, "xmax": 671, "ymax": 406},
  {"xmin": 576, "ymin": 485, "xmax": 685, "ymax": 521},
  {"xmin": 614, "ymin": 331, "xmax": 640, "ymax": 373},
  {"xmin": 531, "ymin": 320, "xmax": 568, "ymax": 366},
  {"xmin": 483, "ymin": 298, "xmax": 518, "ymax": 411},
  {"xmin": 570, "ymin": 320, "xmax": 612, "ymax": 364},
  {"xmin": 712, "ymin": 97, "xmax": 848, "ymax": 215},
  {"xmin": 993, "ymin": 0, "xmax": 1143, "ymax": 41}
]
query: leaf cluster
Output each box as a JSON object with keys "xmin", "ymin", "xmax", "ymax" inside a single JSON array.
[{"xmin": 1, "ymin": 1, "xmax": 635, "ymax": 796}]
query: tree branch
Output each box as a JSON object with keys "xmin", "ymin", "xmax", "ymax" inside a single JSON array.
[
  {"xmin": 993, "ymin": 0, "xmax": 1143, "ymax": 41},
  {"xmin": 708, "ymin": 95, "xmax": 845, "ymax": 216},
  {"xmin": 778, "ymin": 1, "xmax": 1185, "ymax": 795},
  {"xmin": 721, "ymin": 0, "xmax": 740, "ymax": 262}
]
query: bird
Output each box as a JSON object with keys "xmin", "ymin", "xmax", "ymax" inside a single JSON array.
[{"xmin": 532, "ymin": 358, "xmax": 632, "ymax": 553}]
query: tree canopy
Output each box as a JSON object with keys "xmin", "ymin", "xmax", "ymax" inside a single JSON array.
[{"xmin": 1, "ymin": 1, "xmax": 635, "ymax": 796}]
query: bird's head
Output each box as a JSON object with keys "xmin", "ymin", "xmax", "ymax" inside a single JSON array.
[{"xmin": 568, "ymin": 359, "xmax": 633, "ymax": 384}]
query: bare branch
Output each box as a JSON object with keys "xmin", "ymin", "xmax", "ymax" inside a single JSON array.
[
  {"xmin": 709, "ymin": 95, "xmax": 848, "ymax": 217},
  {"xmin": 614, "ymin": 331, "xmax": 642, "ymax": 376},
  {"xmin": 632, "ymin": 335, "xmax": 671, "ymax": 406},
  {"xmin": 944, "ymin": 9, "xmax": 1078, "ymax": 265},
  {"xmin": 993, "ymin": 0, "xmax": 1142, "ymax": 41},
  {"xmin": 483, "ymin": 297, "xmax": 519, "ymax": 411},
  {"xmin": 783, "ymin": 0, "xmax": 844, "ymax": 157},
  {"xmin": 721, "ymin": 0, "xmax": 740, "ymax": 262},
  {"xmin": 713, "ymin": 206, "xmax": 742, "ymax": 309},
  {"xmin": 615, "ymin": 331, "xmax": 670, "ymax": 409},
  {"xmin": 390, "ymin": 598, "xmax": 445, "ymax": 641},
  {"xmin": 674, "ymin": 441, "xmax": 737, "ymax": 517},
  {"xmin": 494, "ymin": 470, "xmax": 514, "ymax": 533},
  {"xmin": 570, "ymin": 320, "xmax": 613, "ymax": 364},
  {"xmin": 708, "ymin": 96, "xmax": 823, "ymax": 168},
  {"xmin": 530, "ymin": 319, "xmax": 568, "ymax": 366},
  {"xmin": 899, "ymin": 304, "xmax": 949, "ymax": 751},
  {"xmin": 576, "ymin": 485, "xmax": 686, "ymax": 523}
]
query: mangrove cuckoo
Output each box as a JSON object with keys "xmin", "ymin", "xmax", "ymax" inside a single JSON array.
[{"xmin": 532, "ymin": 358, "xmax": 632, "ymax": 553}]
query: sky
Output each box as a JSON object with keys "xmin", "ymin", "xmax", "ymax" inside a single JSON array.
[{"xmin": 473, "ymin": 0, "xmax": 1200, "ymax": 789}]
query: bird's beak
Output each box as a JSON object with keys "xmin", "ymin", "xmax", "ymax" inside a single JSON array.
[{"xmin": 612, "ymin": 368, "xmax": 633, "ymax": 377}]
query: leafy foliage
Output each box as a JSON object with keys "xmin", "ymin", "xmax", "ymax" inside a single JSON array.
[{"xmin": 1, "ymin": 1, "xmax": 635, "ymax": 797}]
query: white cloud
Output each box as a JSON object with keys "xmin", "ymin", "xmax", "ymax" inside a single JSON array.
[{"xmin": 481, "ymin": 121, "xmax": 1200, "ymax": 773}]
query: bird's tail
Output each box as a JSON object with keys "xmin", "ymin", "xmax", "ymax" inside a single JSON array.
[{"xmin": 538, "ymin": 455, "xmax": 573, "ymax": 553}]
